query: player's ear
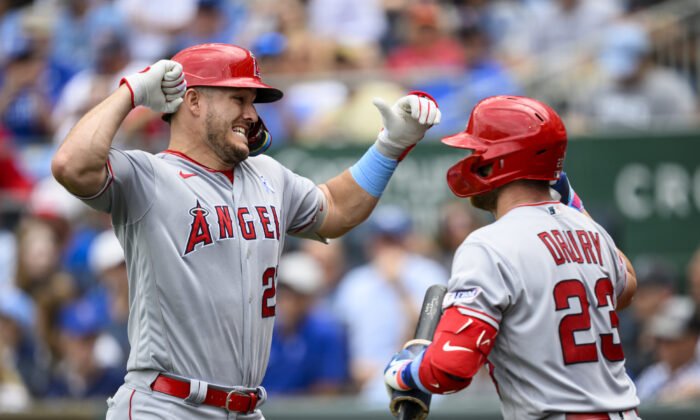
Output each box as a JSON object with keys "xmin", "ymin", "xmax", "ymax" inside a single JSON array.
[{"xmin": 184, "ymin": 88, "xmax": 203, "ymax": 118}]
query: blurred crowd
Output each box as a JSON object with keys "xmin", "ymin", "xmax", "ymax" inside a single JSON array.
[{"xmin": 1, "ymin": 0, "xmax": 700, "ymax": 413}]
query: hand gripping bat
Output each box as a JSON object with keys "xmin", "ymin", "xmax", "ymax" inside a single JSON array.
[{"xmin": 389, "ymin": 284, "xmax": 448, "ymax": 420}]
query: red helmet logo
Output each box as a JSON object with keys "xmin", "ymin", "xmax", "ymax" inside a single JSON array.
[
  {"xmin": 441, "ymin": 96, "xmax": 567, "ymax": 197},
  {"xmin": 250, "ymin": 51, "xmax": 261, "ymax": 78}
]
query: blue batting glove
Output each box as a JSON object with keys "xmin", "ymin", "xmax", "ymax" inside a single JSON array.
[
  {"xmin": 551, "ymin": 171, "xmax": 584, "ymax": 212},
  {"xmin": 384, "ymin": 349, "xmax": 419, "ymax": 392}
]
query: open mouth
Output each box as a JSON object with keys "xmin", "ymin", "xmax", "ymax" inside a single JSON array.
[{"xmin": 232, "ymin": 126, "xmax": 247, "ymax": 138}]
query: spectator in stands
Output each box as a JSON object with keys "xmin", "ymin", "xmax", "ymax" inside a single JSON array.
[
  {"xmin": 618, "ymin": 256, "xmax": 677, "ymax": 378},
  {"xmin": 414, "ymin": 23, "xmax": 523, "ymax": 138},
  {"xmin": 333, "ymin": 205, "xmax": 448, "ymax": 404},
  {"xmin": 573, "ymin": 22, "xmax": 697, "ymax": 132},
  {"xmin": 527, "ymin": 0, "xmax": 620, "ymax": 53},
  {"xmin": 686, "ymin": 246, "xmax": 700, "ymax": 314},
  {"xmin": 50, "ymin": 0, "xmax": 128, "ymax": 77},
  {"xmin": 625, "ymin": 0, "xmax": 669, "ymax": 12},
  {"xmin": 86, "ymin": 230, "xmax": 129, "ymax": 367},
  {"xmin": 262, "ymin": 252, "xmax": 349, "ymax": 395},
  {"xmin": 115, "ymin": 0, "xmax": 198, "ymax": 61},
  {"xmin": 300, "ymin": 80, "xmax": 405, "ymax": 144},
  {"xmin": 435, "ymin": 200, "xmax": 487, "ymax": 271},
  {"xmin": 25, "ymin": 176, "xmax": 99, "ymax": 291},
  {"xmin": 0, "ymin": 3, "xmax": 76, "ymax": 130},
  {"xmin": 300, "ymin": 238, "xmax": 348, "ymax": 308},
  {"xmin": 0, "ymin": 34, "xmax": 53, "ymax": 145},
  {"xmin": 0, "ymin": 286, "xmax": 41, "ymax": 408},
  {"xmin": 46, "ymin": 297, "xmax": 124, "ymax": 398},
  {"xmin": 307, "ymin": 0, "xmax": 386, "ymax": 68},
  {"xmin": 50, "ymin": 32, "xmax": 152, "ymax": 148},
  {"xmin": 15, "ymin": 177, "xmax": 91, "ymax": 366},
  {"xmin": 0, "ymin": 1, "xmax": 32, "ymax": 63},
  {"xmin": 455, "ymin": 24, "xmax": 522, "ymax": 108},
  {"xmin": 14, "ymin": 216, "xmax": 76, "ymax": 352},
  {"xmin": 170, "ymin": 0, "xmax": 245, "ymax": 53},
  {"xmin": 0, "ymin": 127, "xmax": 34, "ymax": 209},
  {"xmin": 635, "ymin": 296, "xmax": 700, "ymax": 404},
  {"xmin": 0, "ymin": 219, "xmax": 17, "ymax": 290},
  {"xmin": 246, "ymin": 0, "xmax": 348, "ymax": 144},
  {"xmin": 450, "ymin": 0, "xmax": 532, "ymax": 65},
  {"xmin": 385, "ymin": 3, "xmax": 464, "ymax": 74}
]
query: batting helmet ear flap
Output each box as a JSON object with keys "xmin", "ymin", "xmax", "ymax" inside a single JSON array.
[
  {"xmin": 446, "ymin": 154, "xmax": 494, "ymax": 198},
  {"xmin": 247, "ymin": 118, "xmax": 271, "ymax": 156}
]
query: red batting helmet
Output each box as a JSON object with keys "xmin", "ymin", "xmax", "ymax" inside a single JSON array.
[
  {"xmin": 442, "ymin": 96, "xmax": 567, "ymax": 198},
  {"xmin": 171, "ymin": 43, "xmax": 283, "ymax": 103}
]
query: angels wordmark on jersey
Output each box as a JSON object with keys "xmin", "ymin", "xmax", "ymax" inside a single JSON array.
[{"xmin": 184, "ymin": 200, "xmax": 281, "ymax": 256}]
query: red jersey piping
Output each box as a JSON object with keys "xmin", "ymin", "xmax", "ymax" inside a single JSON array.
[{"xmin": 161, "ymin": 149, "xmax": 234, "ymax": 183}]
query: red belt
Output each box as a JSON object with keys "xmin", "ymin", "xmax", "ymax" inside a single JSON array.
[
  {"xmin": 566, "ymin": 414, "xmax": 611, "ymax": 420},
  {"xmin": 151, "ymin": 374, "xmax": 258, "ymax": 413}
]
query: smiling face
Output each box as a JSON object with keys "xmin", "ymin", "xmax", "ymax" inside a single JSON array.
[{"xmin": 197, "ymin": 87, "xmax": 258, "ymax": 166}]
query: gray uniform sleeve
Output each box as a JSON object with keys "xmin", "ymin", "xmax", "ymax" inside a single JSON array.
[
  {"xmin": 79, "ymin": 148, "xmax": 156, "ymax": 225},
  {"xmin": 443, "ymin": 242, "xmax": 516, "ymax": 330},
  {"xmin": 279, "ymin": 164, "xmax": 326, "ymax": 240}
]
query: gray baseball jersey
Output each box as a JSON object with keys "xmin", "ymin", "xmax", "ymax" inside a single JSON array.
[
  {"xmin": 443, "ymin": 201, "xmax": 639, "ymax": 419},
  {"xmin": 80, "ymin": 148, "xmax": 323, "ymax": 389}
]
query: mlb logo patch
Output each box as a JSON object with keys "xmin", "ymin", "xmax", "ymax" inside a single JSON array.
[{"xmin": 443, "ymin": 287, "xmax": 483, "ymax": 307}]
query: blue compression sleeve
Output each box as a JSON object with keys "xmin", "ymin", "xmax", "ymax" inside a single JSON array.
[{"xmin": 349, "ymin": 145, "xmax": 399, "ymax": 197}]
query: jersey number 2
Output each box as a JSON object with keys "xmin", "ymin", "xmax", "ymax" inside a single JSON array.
[
  {"xmin": 261, "ymin": 267, "xmax": 276, "ymax": 318},
  {"xmin": 553, "ymin": 278, "xmax": 624, "ymax": 364}
]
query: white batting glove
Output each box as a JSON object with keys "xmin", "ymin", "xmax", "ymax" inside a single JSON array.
[
  {"xmin": 120, "ymin": 59, "xmax": 186, "ymax": 114},
  {"xmin": 373, "ymin": 92, "xmax": 441, "ymax": 161}
]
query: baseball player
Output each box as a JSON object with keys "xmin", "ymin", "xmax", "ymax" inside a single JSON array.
[
  {"xmin": 384, "ymin": 96, "xmax": 641, "ymax": 420},
  {"xmin": 51, "ymin": 43, "xmax": 440, "ymax": 419}
]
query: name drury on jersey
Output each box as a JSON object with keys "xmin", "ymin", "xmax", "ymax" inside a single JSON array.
[{"xmin": 537, "ymin": 229, "xmax": 603, "ymax": 266}]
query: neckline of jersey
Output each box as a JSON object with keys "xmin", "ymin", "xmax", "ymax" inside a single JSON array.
[
  {"xmin": 161, "ymin": 149, "xmax": 234, "ymax": 183},
  {"xmin": 511, "ymin": 201, "xmax": 560, "ymax": 210}
]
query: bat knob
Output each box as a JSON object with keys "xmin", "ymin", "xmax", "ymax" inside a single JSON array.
[{"xmin": 390, "ymin": 390, "xmax": 431, "ymax": 420}]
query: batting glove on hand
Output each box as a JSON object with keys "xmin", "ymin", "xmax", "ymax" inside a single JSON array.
[
  {"xmin": 373, "ymin": 91, "xmax": 441, "ymax": 161},
  {"xmin": 551, "ymin": 171, "xmax": 585, "ymax": 212},
  {"xmin": 384, "ymin": 348, "xmax": 423, "ymax": 394},
  {"xmin": 120, "ymin": 59, "xmax": 186, "ymax": 114}
]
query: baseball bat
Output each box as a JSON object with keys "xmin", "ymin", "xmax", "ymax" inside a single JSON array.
[{"xmin": 389, "ymin": 284, "xmax": 448, "ymax": 420}]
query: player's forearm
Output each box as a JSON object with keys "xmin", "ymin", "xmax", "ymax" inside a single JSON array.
[
  {"xmin": 52, "ymin": 85, "xmax": 133, "ymax": 196},
  {"xmin": 316, "ymin": 170, "xmax": 379, "ymax": 238},
  {"xmin": 615, "ymin": 250, "xmax": 637, "ymax": 311}
]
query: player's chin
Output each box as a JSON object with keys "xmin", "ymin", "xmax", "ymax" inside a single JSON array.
[
  {"xmin": 228, "ymin": 134, "xmax": 250, "ymax": 161},
  {"xmin": 232, "ymin": 143, "xmax": 249, "ymax": 162},
  {"xmin": 218, "ymin": 140, "xmax": 248, "ymax": 165}
]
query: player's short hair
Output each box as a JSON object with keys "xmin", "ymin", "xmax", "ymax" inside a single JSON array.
[{"xmin": 162, "ymin": 86, "xmax": 218, "ymax": 124}]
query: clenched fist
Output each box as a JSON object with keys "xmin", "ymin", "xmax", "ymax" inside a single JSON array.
[{"xmin": 120, "ymin": 59, "xmax": 186, "ymax": 114}]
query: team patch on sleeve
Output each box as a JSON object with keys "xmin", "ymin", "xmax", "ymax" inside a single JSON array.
[{"xmin": 443, "ymin": 287, "xmax": 483, "ymax": 308}]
